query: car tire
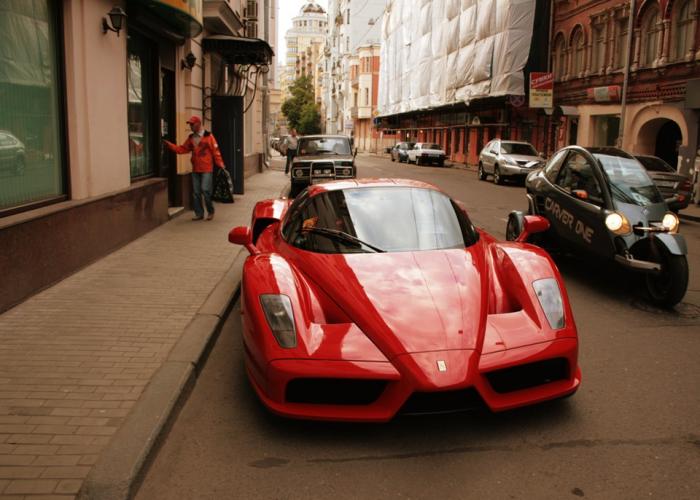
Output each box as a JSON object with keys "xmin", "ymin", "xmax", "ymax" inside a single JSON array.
[
  {"xmin": 478, "ymin": 162, "xmax": 486, "ymax": 181},
  {"xmin": 15, "ymin": 156, "xmax": 25, "ymax": 176},
  {"xmin": 438, "ymin": 159, "xmax": 444, "ymax": 168},
  {"xmin": 494, "ymin": 165, "xmax": 503, "ymax": 185},
  {"xmin": 645, "ymin": 253, "xmax": 688, "ymax": 308},
  {"xmin": 416, "ymin": 156, "xmax": 422, "ymax": 166},
  {"xmin": 391, "ymin": 154, "xmax": 395, "ymax": 162}
]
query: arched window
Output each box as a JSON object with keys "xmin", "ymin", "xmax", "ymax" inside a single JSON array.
[
  {"xmin": 641, "ymin": 5, "xmax": 661, "ymax": 67},
  {"xmin": 674, "ymin": 0, "xmax": 694, "ymax": 61},
  {"xmin": 571, "ymin": 28, "xmax": 586, "ymax": 76},
  {"xmin": 553, "ymin": 34, "xmax": 566, "ymax": 80},
  {"xmin": 591, "ymin": 23, "xmax": 606, "ymax": 74}
]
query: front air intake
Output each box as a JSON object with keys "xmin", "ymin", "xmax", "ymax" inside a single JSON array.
[
  {"xmin": 285, "ymin": 378, "xmax": 387, "ymax": 405},
  {"xmin": 399, "ymin": 388, "xmax": 485, "ymax": 415},
  {"xmin": 485, "ymin": 358, "xmax": 569, "ymax": 393}
]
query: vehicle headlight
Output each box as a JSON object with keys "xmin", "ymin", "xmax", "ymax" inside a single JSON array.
[
  {"xmin": 259, "ymin": 294, "xmax": 296, "ymax": 348},
  {"xmin": 323, "ymin": 168, "xmax": 332, "ymax": 174},
  {"xmin": 293, "ymin": 169, "xmax": 304, "ymax": 178},
  {"xmin": 532, "ymin": 278, "xmax": 565, "ymax": 330},
  {"xmin": 605, "ymin": 212, "xmax": 631, "ymax": 235},
  {"xmin": 504, "ymin": 157, "xmax": 519, "ymax": 166},
  {"xmin": 342, "ymin": 168, "xmax": 351, "ymax": 175},
  {"xmin": 661, "ymin": 212, "xmax": 679, "ymax": 233}
]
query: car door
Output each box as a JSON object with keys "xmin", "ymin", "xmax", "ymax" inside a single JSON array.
[
  {"xmin": 486, "ymin": 140, "xmax": 499, "ymax": 173},
  {"xmin": 547, "ymin": 151, "xmax": 613, "ymax": 258},
  {"xmin": 480, "ymin": 140, "xmax": 493, "ymax": 171}
]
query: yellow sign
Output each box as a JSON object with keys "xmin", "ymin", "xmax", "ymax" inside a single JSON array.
[{"xmin": 155, "ymin": 0, "xmax": 202, "ymax": 24}]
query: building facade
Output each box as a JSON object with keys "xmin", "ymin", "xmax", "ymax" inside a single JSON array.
[
  {"xmin": 283, "ymin": 2, "xmax": 327, "ymax": 94},
  {"xmin": 551, "ymin": 0, "xmax": 700, "ymax": 188},
  {"xmin": 350, "ymin": 44, "xmax": 382, "ymax": 152},
  {"xmin": 0, "ymin": 0, "xmax": 274, "ymax": 312}
]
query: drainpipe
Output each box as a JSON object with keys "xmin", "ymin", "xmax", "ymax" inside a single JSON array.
[
  {"xmin": 617, "ymin": 0, "xmax": 635, "ymax": 149},
  {"xmin": 262, "ymin": 0, "xmax": 270, "ymax": 168}
]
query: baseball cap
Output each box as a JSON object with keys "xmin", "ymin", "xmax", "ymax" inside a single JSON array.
[{"xmin": 186, "ymin": 115, "xmax": 202, "ymax": 125}]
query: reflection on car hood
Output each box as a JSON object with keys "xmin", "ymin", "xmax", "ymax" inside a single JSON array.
[
  {"xmin": 502, "ymin": 154, "xmax": 541, "ymax": 163},
  {"xmin": 615, "ymin": 201, "xmax": 668, "ymax": 226},
  {"xmin": 288, "ymin": 247, "xmax": 484, "ymax": 357}
]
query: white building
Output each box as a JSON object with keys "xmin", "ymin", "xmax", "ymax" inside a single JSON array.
[
  {"xmin": 321, "ymin": 0, "xmax": 386, "ymax": 135},
  {"xmin": 283, "ymin": 2, "xmax": 328, "ymax": 94}
]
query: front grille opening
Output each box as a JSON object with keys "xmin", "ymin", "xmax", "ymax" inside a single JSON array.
[
  {"xmin": 285, "ymin": 378, "xmax": 387, "ymax": 405},
  {"xmin": 399, "ymin": 388, "xmax": 485, "ymax": 415},
  {"xmin": 485, "ymin": 358, "xmax": 569, "ymax": 394}
]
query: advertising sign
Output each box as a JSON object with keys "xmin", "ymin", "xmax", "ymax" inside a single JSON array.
[
  {"xmin": 587, "ymin": 86, "xmax": 621, "ymax": 102},
  {"xmin": 530, "ymin": 72, "xmax": 554, "ymax": 109}
]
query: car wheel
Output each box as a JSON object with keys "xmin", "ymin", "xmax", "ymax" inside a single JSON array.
[
  {"xmin": 438, "ymin": 160, "xmax": 444, "ymax": 167},
  {"xmin": 391, "ymin": 154, "xmax": 395, "ymax": 162},
  {"xmin": 505, "ymin": 212, "xmax": 524, "ymax": 242},
  {"xmin": 416, "ymin": 156, "xmax": 422, "ymax": 166},
  {"xmin": 15, "ymin": 156, "xmax": 25, "ymax": 176},
  {"xmin": 478, "ymin": 162, "xmax": 486, "ymax": 181},
  {"xmin": 645, "ymin": 253, "xmax": 689, "ymax": 308},
  {"xmin": 493, "ymin": 165, "xmax": 503, "ymax": 185}
]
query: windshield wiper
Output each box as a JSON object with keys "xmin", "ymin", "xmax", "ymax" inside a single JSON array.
[{"xmin": 304, "ymin": 227, "xmax": 385, "ymax": 253}]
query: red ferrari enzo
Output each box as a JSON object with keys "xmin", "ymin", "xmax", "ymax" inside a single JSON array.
[{"xmin": 229, "ymin": 179, "xmax": 580, "ymax": 422}]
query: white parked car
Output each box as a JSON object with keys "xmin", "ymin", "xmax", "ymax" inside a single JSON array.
[
  {"xmin": 407, "ymin": 143, "xmax": 446, "ymax": 167},
  {"xmin": 478, "ymin": 140, "xmax": 544, "ymax": 184}
]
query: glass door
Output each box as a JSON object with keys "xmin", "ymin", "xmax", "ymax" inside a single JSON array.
[{"xmin": 127, "ymin": 32, "xmax": 156, "ymax": 179}]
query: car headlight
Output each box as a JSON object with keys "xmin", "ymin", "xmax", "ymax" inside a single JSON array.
[
  {"xmin": 259, "ymin": 294, "xmax": 296, "ymax": 348},
  {"xmin": 504, "ymin": 157, "xmax": 519, "ymax": 166},
  {"xmin": 605, "ymin": 212, "xmax": 631, "ymax": 235},
  {"xmin": 661, "ymin": 212, "xmax": 679, "ymax": 233},
  {"xmin": 532, "ymin": 278, "xmax": 565, "ymax": 330}
]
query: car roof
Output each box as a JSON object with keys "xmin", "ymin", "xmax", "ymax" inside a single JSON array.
[
  {"xmin": 584, "ymin": 146, "xmax": 634, "ymax": 159},
  {"xmin": 306, "ymin": 178, "xmax": 443, "ymax": 196},
  {"xmin": 300, "ymin": 135, "xmax": 349, "ymax": 140}
]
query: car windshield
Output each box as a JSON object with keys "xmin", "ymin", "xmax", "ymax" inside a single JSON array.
[
  {"xmin": 283, "ymin": 187, "xmax": 477, "ymax": 253},
  {"xmin": 594, "ymin": 154, "xmax": 663, "ymax": 206},
  {"xmin": 636, "ymin": 156, "xmax": 675, "ymax": 173},
  {"xmin": 501, "ymin": 143, "xmax": 537, "ymax": 156},
  {"xmin": 297, "ymin": 137, "xmax": 351, "ymax": 156}
]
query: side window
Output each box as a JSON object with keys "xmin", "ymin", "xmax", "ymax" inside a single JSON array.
[
  {"xmin": 544, "ymin": 149, "xmax": 569, "ymax": 183},
  {"xmin": 556, "ymin": 152, "xmax": 603, "ymax": 202},
  {"xmin": 491, "ymin": 141, "xmax": 500, "ymax": 153}
]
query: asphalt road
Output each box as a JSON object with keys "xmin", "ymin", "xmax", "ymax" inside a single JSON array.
[{"xmin": 136, "ymin": 155, "xmax": 700, "ymax": 500}]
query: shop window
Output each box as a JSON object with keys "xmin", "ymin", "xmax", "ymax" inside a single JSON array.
[
  {"xmin": 673, "ymin": 0, "xmax": 694, "ymax": 61},
  {"xmin": 0, "ymin": 1, "xmax": 66, "ymax": 213},
  {"xmin": 127, "ymin": 33, "xmax": 156, "ymax": 179},
  {"xmin": 640, "ymin": 6, "xmax": 661, "ymax": 67}
]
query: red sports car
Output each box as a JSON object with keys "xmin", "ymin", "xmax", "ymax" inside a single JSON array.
[{"xmin": 229, "ymin": 179, "xmax": 581, "ymax": 422}]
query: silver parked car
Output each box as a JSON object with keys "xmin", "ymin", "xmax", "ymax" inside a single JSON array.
[
  {"xmin": 478, "ymin": 140, "xmax": 544, "ymax": 184},
  {"xmin": 0, "ymin": 130, "xmax": 26, "ymax": 176},
  {"xmin": 634, "ymin": 155, "xmax": 692, "ymax": 213}
]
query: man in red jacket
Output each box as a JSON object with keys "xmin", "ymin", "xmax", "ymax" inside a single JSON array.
[{"xmin": 164, "ymin": 116, "xmax": 226, "ymax": 220}]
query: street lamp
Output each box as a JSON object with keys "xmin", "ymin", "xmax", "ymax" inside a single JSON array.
[{"xmin": 102, "ymin": 7, "xmax": 127, "ymax": 37}]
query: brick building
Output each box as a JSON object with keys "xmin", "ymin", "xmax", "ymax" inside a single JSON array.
[{"xmin": 551, "ymin": 0, "xmax": 700, "ymax": 183}]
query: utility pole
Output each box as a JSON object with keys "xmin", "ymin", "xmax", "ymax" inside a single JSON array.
[{"xmin": 617, "ymin": 0, "xmax": 635, "ymax": 148}]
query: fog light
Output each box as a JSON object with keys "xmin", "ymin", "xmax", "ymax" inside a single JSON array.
[
  {"xmin": 605, "ymin": 212, "xmax": 631, "ymax": 235},
  {"xmin": 662, "ymin": 212, "xmax": 679, "ymax": 233},
  {"xmin": 293, "ymin": 169, "xmax": 303, "ymax": 178}
]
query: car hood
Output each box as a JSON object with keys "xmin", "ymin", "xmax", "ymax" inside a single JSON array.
[
  {"xmin": 502, "ymin": 154, "xmax": 541, "ymax": 164},
  {"xmin": 288, "ymin": 247, "xmax": 485, "ymax": 358},
  {"xmin": 294, "ymin": 155, "xmax": 353, "ymax": 162}
]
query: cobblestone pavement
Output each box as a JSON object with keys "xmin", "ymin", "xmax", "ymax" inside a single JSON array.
[{"xmin": 0, "ymin": 164, "xmax": 288, "ymax": 499}]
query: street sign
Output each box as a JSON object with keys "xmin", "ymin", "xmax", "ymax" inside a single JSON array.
[{"xmin": 530, "ymin": 72, "xmax": 553, "ymax": 108}]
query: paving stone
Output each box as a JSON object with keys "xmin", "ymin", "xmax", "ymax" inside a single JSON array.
[{"xmin": 3, "ymin": 479, "xmax": 57, "ymax": 494}]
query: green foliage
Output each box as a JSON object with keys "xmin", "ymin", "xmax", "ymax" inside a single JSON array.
[{"xmin": 281, "ymin": 75, "xmax": 321, "ymax": 135}]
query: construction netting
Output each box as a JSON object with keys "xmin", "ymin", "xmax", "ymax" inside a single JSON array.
[{"xmin": 378, "ymin": 0, "xmax": 536, "ymax": 116}]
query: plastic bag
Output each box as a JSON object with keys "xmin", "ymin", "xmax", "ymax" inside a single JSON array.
[{"xmin": 212, "ymin": 168, "xmax": 234, "ymax": 203}]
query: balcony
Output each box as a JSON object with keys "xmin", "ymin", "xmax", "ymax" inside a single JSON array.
[{"xmin": 204, "ymin": 0, "xmax": 244, "ymax": 36}]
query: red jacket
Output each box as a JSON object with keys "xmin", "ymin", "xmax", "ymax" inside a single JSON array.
[{"xmin": 166, "ymin": 131, "xmax": 225, "ymax": 173}]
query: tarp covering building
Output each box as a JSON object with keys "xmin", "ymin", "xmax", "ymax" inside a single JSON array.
[{"xmin": 378, "ymin": 0, "xmax": 537, "ymax": 116}]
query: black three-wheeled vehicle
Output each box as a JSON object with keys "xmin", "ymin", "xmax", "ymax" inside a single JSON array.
[{"xmin": 507, "ymin": 146, "xmax": 688, "ymax": 307}]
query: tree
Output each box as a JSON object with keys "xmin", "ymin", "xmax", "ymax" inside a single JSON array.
[{"xmin": 281, "ymin": 75, "xmax": 321, "ymax": 135}]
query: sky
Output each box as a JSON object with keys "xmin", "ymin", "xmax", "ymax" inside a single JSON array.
[{"xmin": 277, "ymin": 0, "xmax": 328, "ymax": 69}]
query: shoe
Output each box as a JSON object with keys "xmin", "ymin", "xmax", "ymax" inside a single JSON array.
[
  {"xmin": 192, "ymin": 215, "xmax": 204, "ymax": 221},
  {"xmin": 206, "ymin": 213, "xmax": 214, "ymax": 221}
]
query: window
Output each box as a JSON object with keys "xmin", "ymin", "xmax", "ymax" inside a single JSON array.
[
  {"xmin": 364, "ymin": 88, "xmax": 369, "ymax": 106},
  {"xmin": 615, "ymin": 17, "xmax": 629, "ymax": 69},
  {"xmin": 591, "ymin": 24, "xmax": 606, "ymax": 74},
  {"xmin": 641, "ymin": 5, "xmax": 661, "ymax": 67},
  {"xmin": 553, "ymin": 34, "xmax": 566, "ymax": 80},
  {"xmin": 593, "ymin": 115, "xmax": 620, "ymax": 147},
  {"xmin": 0, "ymin": 1, "xmax": 66, "ymax": 212},
  {"xmin": 571, "ymin": 28, "xmax": 586, "ymax": 76},
  {"xmin": 556, "ymin": 152, "xmax": 603, "ymax": 203},
  {"xmin": 544, "ymin": 149, "xmax": 569, "ymax": 184},
  {"xmin": 674, "ymin": 1, "xmax": 694, "ymax": 61}
]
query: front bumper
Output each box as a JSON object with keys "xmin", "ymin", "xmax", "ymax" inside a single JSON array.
[
  {"xmin": 245, "ymin": 338, "xmax": 580, "ymax": 422},
  {"xmin": 500, "ymin": 164, "xmax": 539, "ymax": 177}
]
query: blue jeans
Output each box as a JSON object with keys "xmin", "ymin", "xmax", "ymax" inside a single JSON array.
[{"xmin": 192, "ymin": 172, "xmax": 213, "ymax": 217}]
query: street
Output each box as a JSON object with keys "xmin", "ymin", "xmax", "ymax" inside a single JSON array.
[{"xmin": 136, "ymin": 155, "xmax": 700, "ymax": 500}]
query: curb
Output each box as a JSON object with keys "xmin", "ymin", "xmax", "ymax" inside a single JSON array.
[
  {"xmin": 77, "ymin": 247, "xmax": 248, "ymax": 500},
  {"xmin": 679, "ymin": 211, "xmax": 700, "ymax": 224}
]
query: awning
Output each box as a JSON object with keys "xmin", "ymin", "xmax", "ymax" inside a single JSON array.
[
  {"xmin": 544, "ymin": 105, "xmax": 580, "ymax": 117},
  {"xmin": 202, "ymin": 36, "xmax": 274, "ymax": 66},
  {"xmin": 129, "ymin": 0, "xmax": 203, "ymax": 38}
]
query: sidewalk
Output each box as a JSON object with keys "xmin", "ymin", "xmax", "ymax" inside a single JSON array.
[
  {"xmin": 0, "ymin": 163, "xmax": 289, "ymax": 500},
  {"xmin": 679, "ymin": 202, "xmax": 700, "ymax": 224}
]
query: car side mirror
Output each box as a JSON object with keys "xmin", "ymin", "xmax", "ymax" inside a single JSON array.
[
  {"xmin": 506, "ymin": 211, "xmax": 550, "ymax": 242},
  {"xmin": 228, "ymin": 226, "xmax": 259, "ymax": 255}
]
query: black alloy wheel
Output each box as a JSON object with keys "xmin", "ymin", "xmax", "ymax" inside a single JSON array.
[{"xmin": 645, "ymin": 252, "xmax": 689, "ymax": 308}]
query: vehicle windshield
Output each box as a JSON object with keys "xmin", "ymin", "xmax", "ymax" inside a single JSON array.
[
  {"xmin": 594, "ymin": 154, "xmax": 663, "ymax": 206},
  {"xmin": 297, "ymin": 137, "xmax": 351, "ymax": 156},
  {"xmin": 501, "ymin": 143, "xmax": 537, "ymax": 156},
  {"xmin": 283, "ymin": 187, "xmax": 477, "ymax": 253},
  {"xmin": 424, "ymin": 144, "xmax": 441, "ymax": 150},
  {"xmin": 636, "ymin": 156, "xmax": 675, "ymax": 173}
]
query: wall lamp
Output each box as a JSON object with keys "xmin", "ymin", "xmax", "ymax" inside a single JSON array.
[
  {"xmin": 102, "ymin": 7, "xmax": 127, "ymax": 36},
  {"xmin": 181, "ymin": 52, "xmax": 197, "ymax": 70}
]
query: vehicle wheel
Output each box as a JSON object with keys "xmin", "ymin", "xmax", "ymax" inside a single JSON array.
[
  {"xmin": 493, "ymin": 165, "xmax": 503, "ymax": 185},
  {"xmin": 416, "ymin": 156, "xmax": 422, "ymax": 166},
  {"xmin": 391, "ymin": 154, "xmax": 395, "ymax": 162},
  {"xmin": 438, "ymin": 160, "xmax": 444, "ymax": 168},
  {"xmin": 645, "ymin": 253, "xmax": 689, "ymax": 308},
  {"xmin": 478, "ymin": 162, "xmax": 486, "ymax": 181},
  {"xmin": 15, "ymin": 157, "xmax": 25, "ymax": 176},
  {"xmin": 505, "ymin": 212, "xmax": 524, "ymax": 242}
]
